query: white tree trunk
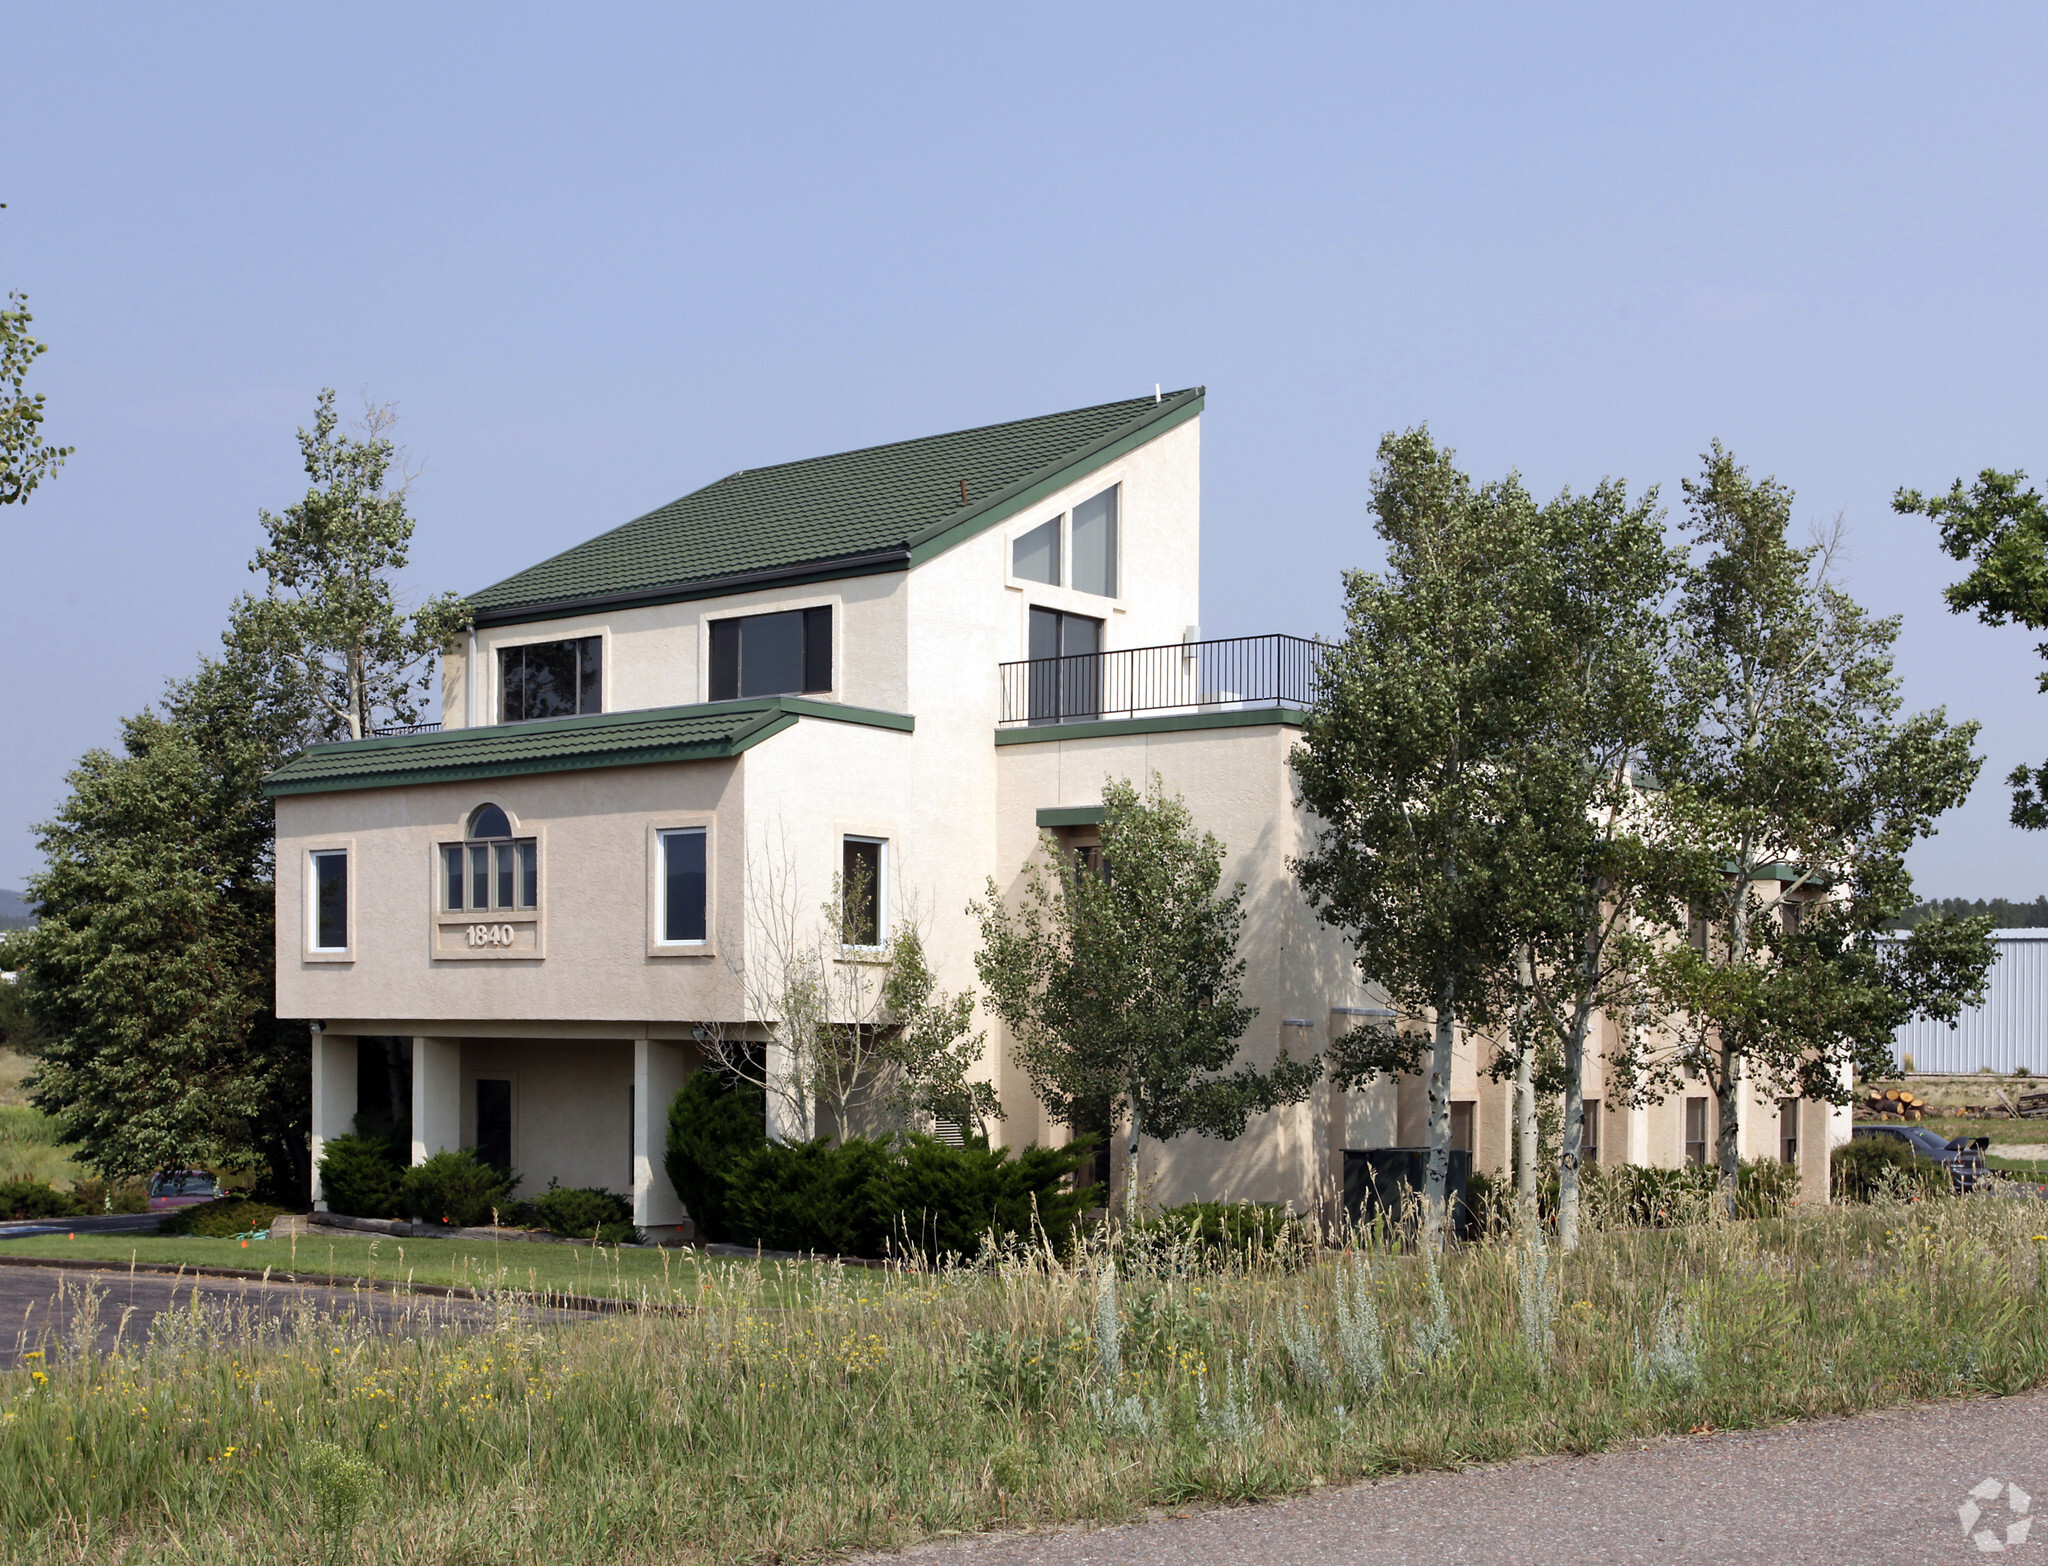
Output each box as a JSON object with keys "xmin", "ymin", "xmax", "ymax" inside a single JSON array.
[
  {"xmin": 1424, "ymin": 979, "xmax": 1457, "ymax": 1248},
  {"xmin": 1513, "ymin": 946, "xmax": 1536, "ymax": 1237}
]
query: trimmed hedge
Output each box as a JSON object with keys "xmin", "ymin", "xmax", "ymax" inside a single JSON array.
[
  {"xmin": 158, "ymin": 1198, "xmax": 286, "ymax": 1237},
  {"xmin": 1465, "ymin": 1156, "xmax": 1805, "ymax": 1234},
  {"xmin": 531, "ymin": 1184, "xmax": 639, "ymax": 1245},
  {"xmin": 0, "ymin": 1180, "xmax": 84, "ymax": 1220},
  {"xmin": 316, "ymin": 1134, "xmax": 405, "ymax": 1220},
  {"xmin": 400, "ymin": 1148, "xmax": 519, "ymax": 1229},
  {"xmin": 664, "ymin": 1069, "xmax": 766, "ymax": 1243}
]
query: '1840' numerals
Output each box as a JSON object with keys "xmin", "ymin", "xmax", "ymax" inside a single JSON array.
[{"xmin": 466, "ymin": 924, "xmax": 517, "ymax": 948}]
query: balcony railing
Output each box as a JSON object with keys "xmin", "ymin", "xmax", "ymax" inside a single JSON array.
[
  {"xmin": 365, "ymin": 721, "xmax": 443, "ymax": 739},
  {"xmin": 999, "ymin": 634, "xmax": 1331, "ymax": 727}
]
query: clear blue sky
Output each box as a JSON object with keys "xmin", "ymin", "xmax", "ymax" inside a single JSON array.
[{"xmin": 4, "ymin": 3, "xmax": 2046, "ymax": 897}]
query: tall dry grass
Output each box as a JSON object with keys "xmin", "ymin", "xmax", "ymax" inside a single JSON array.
[{"xmin": 2, "ymin": 1190, "xmax": 2046, "ymax": 1564}]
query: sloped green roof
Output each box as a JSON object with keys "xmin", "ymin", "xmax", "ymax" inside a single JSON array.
[
  {"xmin": 263, "ymin": 697, "xmax": 912, "ymax": 797},
  {"xmin": 467, "ymin": 387, "xmax": 1204, "ymax": 625}
]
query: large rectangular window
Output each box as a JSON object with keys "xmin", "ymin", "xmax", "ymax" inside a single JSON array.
[
  {"xmin": 1071, "ymin": 485, "xmax": 1119, "ymax": 597},
  {"xmin": 709, "ymin": 607, "xmax": 832, "ymax": 701},
  {"xmin": 659, "ymin": 828, "xmax": 708, "ymax": 944},
  {"xmin": 500, "ymin": 637, "xmax": 602, "ymax": 723},
  {"xmin": 1684, "ymin": 1097, "xmax": 1709, "ymax": 1166},
  {"xmin": 1012, "ymin": 516, "xmax": 1061, "ymax": 585},
  {"xmin": 1581, "ymin": 1099, "xmax": 1601, "ymax": 1166},
  {"xmin": 1025, "ymin": 607, "xmax": 1102, "ymax": 723},
  {"xmin": 312, "ymin": 850, "xmax": 349, "ymax": 951},
  {"xmin": 1779, "ymin": 1097, "xmax": 1800, "ymax": 1165},
  {"xmin": 841, "ymin": 836, "xmax": 885, "ymax": 947}
]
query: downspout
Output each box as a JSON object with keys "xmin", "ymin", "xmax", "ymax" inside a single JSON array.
[{"xmin": 466, "ymin": 628, "xmax": 478, "ymax": 728}]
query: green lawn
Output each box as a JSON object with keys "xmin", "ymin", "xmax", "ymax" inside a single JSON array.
[{"xmin": 0, "ymin": 1229, "xmax": 829, "ymax": 1303}]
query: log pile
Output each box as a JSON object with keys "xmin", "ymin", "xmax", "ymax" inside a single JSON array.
[{"xmin": 1860, "ymin": 1088, "xmax": 1930, "ymax": 1121}]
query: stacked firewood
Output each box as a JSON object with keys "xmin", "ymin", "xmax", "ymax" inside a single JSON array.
[{"xmin": 1860, "ymin": 1088, "xmax": 1929, "ymax": 1121}]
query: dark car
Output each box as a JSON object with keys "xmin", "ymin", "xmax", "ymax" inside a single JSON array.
[
  {"xmin": 1851, "ymin": 1125, "xmax": 1991, "ymax": 1192},
  {"xmin": 146, "ymin": 1170, "xmax": 221, "ymax": 1212}
]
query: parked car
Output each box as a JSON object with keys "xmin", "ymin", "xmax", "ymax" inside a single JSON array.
[
  {"xmin": 1851, "ymin": 1125, "xmax": 1991, "ymax": 1192},
  {"xmin": 146, "ymin": 1170, "xmax": 221, "ymax": 1212}
]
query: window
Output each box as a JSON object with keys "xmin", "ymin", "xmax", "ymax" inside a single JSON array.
[
  {"xmin": 476, "ymin": 1078, "xmax": 513, "ymax": 1174},
  {"xmin": 1684, "ymin": 1097, "xmax": 1709, "ymax": 1166},
  {"xmin": 443, "ymin": 804, "xmax": 537, "ymax": 912},
  {"xmin": 658, "ymin": 828, "xmax": 707, "ymax": 944},
  {"xmin": 500, "ymin": 637, "xmax": 601, "ymax": 723},
  {"xmin": 1779, "ymin": 1097, "xmax": 1800, "ymax": 1164},
  {"xmin": 311, "ymin": 850, "xmax": 349, "ymax": 951},
  {"xmin": 841, "ymin": 836, "xmax": 885, "ymax": 946},
  {"xmin": 709, "ymin": 607, "xmax": 832, "ymax": 701},
  {"xmin": 1580, "ymin": 1100, "xmax": 1601, "ymax": 1166},
  {"xmin": 1071, "ymin": 485, "xmax": 1119, "ymax": 597},
  {"xmin": 1449, "ymin": 1100, "xmax": 1475, "ymax": 1156},
  {"xmin": 1025, "ymin": 606, "xmax": 1102, "ymax": 723},
  {"xmin": 1012, "ymin": 517, "xmax": 1061, "ymax": 585}
]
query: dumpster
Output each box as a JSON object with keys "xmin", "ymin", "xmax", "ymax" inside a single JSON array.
[{"xmin": 1343, "ymin": 1146, "xmax": 1473, "ymax": 1237}]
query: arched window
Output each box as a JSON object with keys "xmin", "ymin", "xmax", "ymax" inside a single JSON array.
[{"xmin": 443, "ymin": 804, "xmax": 537, "ymax": 913}]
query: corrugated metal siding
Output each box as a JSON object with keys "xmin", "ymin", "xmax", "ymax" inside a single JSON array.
[{"xmin": 1893, "ymin": 930, "xmax": 2048, "ymax": 1074}]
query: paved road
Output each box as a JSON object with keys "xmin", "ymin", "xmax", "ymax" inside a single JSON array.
[
  {"xmin": 0, "ymin": 1212, "xmax": 163, "ymax": 1239},
  {"xmin": 888, "ymin": 1391, "xmax": 2048, "ymax": 1565},
  {"xmin": 0, "ymin": 1263, "xmax": 591, "ymax": 1367}
]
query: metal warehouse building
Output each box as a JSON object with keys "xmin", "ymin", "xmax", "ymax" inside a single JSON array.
[{"xmin": 1894, "ymin": 929, "xmax": 2048, "ymax": 1075}]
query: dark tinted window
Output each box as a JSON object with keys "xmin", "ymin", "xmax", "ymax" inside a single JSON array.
[
  {"xmin": 1071, "ymin": 485, "xmax": 1118, "ymax": 597},
  {"xmin": 501, "ymin": 637, "xmax": 602, "ymax": 722},
  {"xmin": 1026, "ymin": 608, "xmax": 1103, "ymax": 723},
  {"xmin": 469, "ymin": 803, "xmax": 511, "ymax": 839},
  {"xmin": 708, "ymin": 608, "xmax": 833, "ymax": 700},
  {"xmin": 662, "ymin": 829, "xmax": 707, "ymax": 943},
  {"xmin": 314, "ymin": 851, "xmax": 348, "ymax": 950}
]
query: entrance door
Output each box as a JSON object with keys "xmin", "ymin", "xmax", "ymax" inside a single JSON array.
[{"xmin": 476, "ymin": 1078, "xmax": 513, "ymax": 1173}]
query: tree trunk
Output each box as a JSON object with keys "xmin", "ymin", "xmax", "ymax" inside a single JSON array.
[
  {"xmin": 1513, "ymin": 945, "xmax": 1536, "ymax": 1237},
  {"xmin": 1716, "ymin": 1036, "xmax": 1742, "ymax": 1207},
  {"xmin": 1424, "ymin": 975, "xmax": 1457, "ymax": 1248},
  {"xmin": 1122, "ymin": 1097, "xmax": 1143, "ymax": 1223},
  {"xmin": 1558, "ymin": 1005, "xmax": 1591, "ymax": 1251}
]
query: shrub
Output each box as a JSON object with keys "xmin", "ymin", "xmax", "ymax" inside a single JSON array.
[
  {"xmin": 664, "ymin": 1069, "xmax": 766, "ymax": 1243},
  {"xmin": 158, "ymin": 1198, "xmax": 286, "ymax": 1237},
  {"xmin": 878, "ymin": 1136, "xmax": 1096, "ymax": 1261},
  {"xmin": 1463, "ymin": 1158, "xmax": 1803, "ymax": 1234},
  {"xmin": 715, "ymin": 1133, "xmax": 1097, "ymax": 1260},
  {"xmin": 532, "ymin": 1183, "xmax": 639, "ymax": 1245},
  {"xmin": 316, "ymin": 1134, "xmax": 406, "ymax": 1220},
  {"xmin": 720, "ymin": 1136, "xmax": 898, "ymax": 1256},
  {"xmin": 68, "ymin": 1177, "xmax": 147, "ymax": 1214},
  {"xmin": 1833, "ymin": 1135, "xmax": 1950, "ymax": 1202},
  {"xmin": 0, "ymin": 1179, "xmax": 83, "ymax": 1220},
  {"xmin": 399, "ymin": 1149, "xmax": 519, "ymax": 1229}
]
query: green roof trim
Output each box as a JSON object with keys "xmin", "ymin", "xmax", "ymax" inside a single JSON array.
[
  {"xmin": 995, "ymin": 707, "xmax": 1311, "ymax": 746},
  {"xmin": 466, "ymin": 388, "xmax": 1204, "ymax": 626},
  {"xmin": 1035, "ymin": 806, "xmax": 1106, "ymax": 827},
  {"xmin": 263, "ymin": 697, "xmax": 912, "ymax": 797}
]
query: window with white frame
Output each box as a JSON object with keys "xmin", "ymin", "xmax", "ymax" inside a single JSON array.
[
  {"xmin": 657, "ymin": 827, "xmax": 708, "ymax": 944},
  {"xmin": 442, "ymin": 804, "xmax": 538, "ymax": 913},
  {"xmin": 310, "ymin": 849, "xmax": 349, "ymax": 951},
  {"xmin": 841, "ymin": 836, "xmax": 886, "ymax": 947},
  {"xmin": 1009, "ymin": 484, "xmax": 1119, "ymax": 598}
]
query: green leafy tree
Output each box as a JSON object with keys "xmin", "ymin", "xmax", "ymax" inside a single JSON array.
[
  {"xmin": 879, "ymin": 925, "xmax": 1001, "ymax": 1140},
  {"xmin": 0, "ymin": 204, "xmax": 71, "ymax": 508},
  {"xmin": 1292, "ymin": 429, "xmax": 1551, "ymax": 1241},
  {"xmin": 974, "ymin": 774, "xmax": 1315, "ymax": 1218},
  {"xmin": 11, "ymin": 649, "xmax": 314, "ymax": 1197},
  {"xmin": 1494, "ymin": 479, "xmax": 1694, "ymax": 1248},
  {"xmin": 1894, "ymin": 468, "xmax": 2048, "ymax": 828},
  {"xmin": 1644, "ymin": 445, "xmax": 1994, "ymax": 1201},
  {"xmin": 230, "ymin": 390, "xmax": 469, "ymax": 741}
]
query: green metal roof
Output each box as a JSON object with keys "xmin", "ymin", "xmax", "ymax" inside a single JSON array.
[
  {"xmin": 263, "ymin": 697, "xmax": 913, "ymax": 797},
  {"xmin": 467, "ymin": 388, "xmax": 1204, "ymax": 625}
]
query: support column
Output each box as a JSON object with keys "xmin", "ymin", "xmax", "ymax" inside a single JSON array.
[
  {"xmin": 634, "ymin": 1038, "xmax": 692, "ymax": 1240},
  {"xmin": 309, "ymin": 1033, "xmax": 358, "ymax": 1209},
  {"xmin": 412, "ymin": 1036, "xmax": 461, "ymax": 1163}
]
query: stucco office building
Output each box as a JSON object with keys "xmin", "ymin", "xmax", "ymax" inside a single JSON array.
[{"xmin": 268, "ymin": 388, "xmax": 1843, "ymax": 1233}]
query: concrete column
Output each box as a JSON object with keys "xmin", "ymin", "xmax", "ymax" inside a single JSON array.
[
  {"xmin": 634, "ymin": 1038, "xmax": 692, "ymax": 1238},
  {"xmin": 412, "ymin": 1036, "xmax": 462, "ymax": 1163},
  {"xmin": 309, "ymin": 1033, "xmax": 358, "ymax": 1209}
]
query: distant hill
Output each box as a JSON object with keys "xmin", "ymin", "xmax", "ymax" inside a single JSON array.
[
  {"xmin": 0, "ymin": 890, "xmax": 32, "ymax": 932},
  {"xmin": 1890, "ymin": 896, "xmax": 2048, "ymax": 930}
]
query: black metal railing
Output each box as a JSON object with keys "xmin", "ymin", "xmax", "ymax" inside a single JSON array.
[
  {"xmin": 998, "ymin": 634, "xmax": 1331, "ymax": 726},
  {"xmin": 366, "ymin": 721, "xmax": 443, "ymax": 739}
]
